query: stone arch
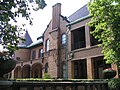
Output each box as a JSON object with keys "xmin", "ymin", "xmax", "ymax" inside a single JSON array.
[
  {"xmin": 14, "ymin": 66, "xmax": 22, "ymax": 78},
  {"xmin": 31, "ymin": 63, "xmax": 42, "ymax": 78},
  {"xmin": 22, "ymin": 65, "xmax": 30, "ymax": 78}
]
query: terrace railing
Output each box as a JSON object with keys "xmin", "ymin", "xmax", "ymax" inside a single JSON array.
[{"xmin": 0, "ymin": 79, "xmax": 108, "ymax": 90}]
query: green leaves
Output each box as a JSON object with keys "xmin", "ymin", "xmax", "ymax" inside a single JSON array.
[
  {"xmin": 88, "ymin": 0, "xmax": 120, "ymax": 66},
  {"xmin": 0, "ymin": 0, "xmax": 46, "ymax": 57},
  {"xmin": 36, "ymin": 0, "xmax": 46, "ymax": 9}
]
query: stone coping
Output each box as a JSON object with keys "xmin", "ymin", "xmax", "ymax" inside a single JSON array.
[
  {"xmin": 10, "ymin": 78, "xmax": 108, "ymax": 83},
  {"xmin": 0, "ymin": 81, "xmax": 13, "ymax": 85}
]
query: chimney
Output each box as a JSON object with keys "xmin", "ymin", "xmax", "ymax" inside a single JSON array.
[{"xmin": 52, "ymin": 3, "xmax": 61, "ymax": 30}]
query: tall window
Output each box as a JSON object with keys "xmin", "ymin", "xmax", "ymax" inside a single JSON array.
[
  {"xmin": 46, "ymin": 39, "xmax": 50, "ymax": 52},
  {"xmin": 62, "ymin": 64, "xmax": 66, "ymax": 78},
  {"xmin": 32, "ymin": 50, "xmax": 36, "ymax": 60},
  {"xmin": 90, "ymin": 27, "xmax": 102, "ymax": 46},
  {"xmin": 45, "ymin": 63, "xmax": 48, "ymax": 73},
  {"xmin": 71, "ymin": 27, "xmax": 86, "ymax": 50},
  {"xmin": 61, "ymin": 34, "xmax": 67, "ymax": 46},
  {"xmin": 34, "ymin": 68, "xmax": 38, "ymax": 78},
  {"xmin": 39, "ymin": 48, "xmax": 43, "ymax": 58}
]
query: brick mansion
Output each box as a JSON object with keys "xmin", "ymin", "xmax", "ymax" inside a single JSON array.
[{"xmin": 11, "ymin": 3, "xmax": 119, "ymax": 79}]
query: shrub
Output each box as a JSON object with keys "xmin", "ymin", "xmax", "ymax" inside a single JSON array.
[
  {"xmin": 43, "ymin": 73, "xmax": 51, "ymax": 79},
  {"xmin": 108, "ymin": 78, "xmax": 120, "ymax": 90},
  {"xmin": 103, "ymin": 68, "xmax": 116, "ymax": 79}
]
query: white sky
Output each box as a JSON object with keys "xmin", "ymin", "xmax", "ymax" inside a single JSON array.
[{"xmin": 27, "ymin": 0, "xmax": 89, "ymax": 42}]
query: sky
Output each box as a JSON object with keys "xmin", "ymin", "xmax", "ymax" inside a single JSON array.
[{"xmin": 26, "ymin": 0, "xmax": 89, "ymax": 42}]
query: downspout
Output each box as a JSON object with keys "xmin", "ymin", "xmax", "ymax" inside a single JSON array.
[
  {"xmin": 65, "ymin": 25, "xmax": 71, "ymax": 79},
  {"xmin": 65, "ymin": 32, "xmax": 68, "ymax": 79},
  {"xmin": 65, "ymin": 27, "xmax": 70, "ymax": 79}
]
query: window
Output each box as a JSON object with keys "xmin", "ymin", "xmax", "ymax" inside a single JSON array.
[
  {"xmin": 90, "ymin": 27, "xmax": 102, "ymax": 46},
  {"xmin": 45, "ymin": 63, "xmax": 48, "ymax": 73},
  {"xmin": 61, "ymin": 34, "xmax": 67, "ymax": 46},
  {"xmin": 71, "ymin": 27, "xmax": 86, "ymax": 50},
  {"xmin": 34, "ymin": 68, "xmax": 39, "ymax": 78},
  {"xmin": 39, "ymin": 48, "xmax": 43, "ymax": 58},
  {"xmin": 16, "ymin": 57, "xmax": 20, "ymax": 60},
  {"xmin": 32, "ymin": 50, "xmax": 36, "ymax": 60},
  {"xmin": 46, "ymin": 39, "xmax": 50, "ymax": 52},
  {"xmin": 62, "ymin": 64, "xmax": 66, "ymax": 78}
]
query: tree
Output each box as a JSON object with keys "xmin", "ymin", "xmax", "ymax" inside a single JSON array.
[
  {"xmin": 88, "ymin": 0, "xmax": 120, "ymax": 66},
  {"xmin": 0, "ymin": 0, "xmax": 46, "ymax": 58}
]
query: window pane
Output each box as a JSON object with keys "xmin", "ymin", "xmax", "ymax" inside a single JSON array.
[
  {"xmin": 45, "ymin": 63, "xmax": 48, "ymax": 73},
  {"xmin": 46, "ymin": 39, "xmax": 50, "ymax": 52},
  {"xmin": 63, "ymin": 64, "xmax": 66, "ymax": 78},
  {"xmin": 32, "ymin": 50, "xmax": 36, "ymax": 60},
  {"xmin": 39, "ymin": 49, "xmax": 43, "ymax": 58},
  {"xmin": 62, "ymin": 34, "xmax": 66, "ymax": 45}
]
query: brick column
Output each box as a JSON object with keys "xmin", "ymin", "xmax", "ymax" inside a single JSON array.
[
  {"xmin": 85, "ymin": 25, "xmax": 91, "ymax": 48},
  {"xmin": 86, "ymin": 58, "xmax": 94, "ymax": 79}
]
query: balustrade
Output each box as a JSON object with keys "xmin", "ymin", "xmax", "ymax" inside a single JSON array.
[{"xmin": 0, "ymin": 80, "xmax": 108, "ymax": 90}]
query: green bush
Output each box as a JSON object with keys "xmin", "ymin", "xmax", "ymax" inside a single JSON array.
[
  {"xmin": 108, "ymin": 78, "xmax": 120, "ymax": 90},
  {"xmin": 43, "ymin": 73, "xmax": 51, "ymax": 79},
  {"xmin": 103, "ymin": 68, "xmax": 116, "ymax": 79}
]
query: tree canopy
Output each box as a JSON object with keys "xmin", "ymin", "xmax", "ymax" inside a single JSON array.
[
  {"xmin": 88, "ymin": 0, "xmax": 120, "ymax": 66},
  {"xmin": 0, "ymin": 0, "xmax": 46, "ymax": 57}
]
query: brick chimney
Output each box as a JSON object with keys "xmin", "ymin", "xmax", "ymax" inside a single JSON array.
[{"xmin": 52, "ymin": 3, "xmax": 61, "ymax": 30}]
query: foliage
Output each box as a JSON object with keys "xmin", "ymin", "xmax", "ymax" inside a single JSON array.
[
  {"xmin": 103, "ymin": 68, "xmax": 116, "ymax": 79},
  {"xmin": 88, "ymin": 0, "xmax": 120, "ymax": 66},
  {"xmin": 0, "ymin": 0, "xmax": 46, "ymax": 57},
  {"xmin": 43, "ymin": 73, "xmax": 51, "ymax": 79},
  {"xmin": 108, "ymin": 78, "xmax": 120, "ymax": 90}
]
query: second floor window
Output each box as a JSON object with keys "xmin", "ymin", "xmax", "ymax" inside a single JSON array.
[
  {"xmin": 61, "ymin": 34, "xmax": 67, "ymax": 46},
  {"xmin": 90, "ymin": 27, "xmax": 102, "ymax": 46},
  {"xmin": 39, "ymin": 48, "xmax": 43, "ymax": 58},
  {"xmin": 46, "ymin": 39, "xmax": 50, "ymax": 52},
  {"xmin": 71, "ymin": 26, "xmax": 86, "ymax": 50},
  {"xmin": 32, "ymin": 50, "xmax": 36, "ymax": 60}
]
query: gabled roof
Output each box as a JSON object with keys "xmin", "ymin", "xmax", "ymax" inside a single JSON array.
[
  {"xmin": 24, "ymin": 30, "xmax": 33, "ymax": 46},
  {"xmin": 39, "ymin": 4, "xmax": 90, "ymax": 41},
  {"xmin": 68, "ymin": 4, "xmax": 89, "ymax": 22},
  {"xmin": 18, "ymin": 30, "xmax": 33, "ymax": 48},
  {"xmin": 60, "ymin": 14, "xmax": 70, "ymax": 23},
  {"xmin": 27, "ymin": 39, "xmax": 43, "ymax": 48},
  {"xmin": 43, "ymin": 20, "xmax": 52, "ymax": 36},
  {"xmin": 18, "ymin": 39, "xmax": 43, "ymax": 49}
]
